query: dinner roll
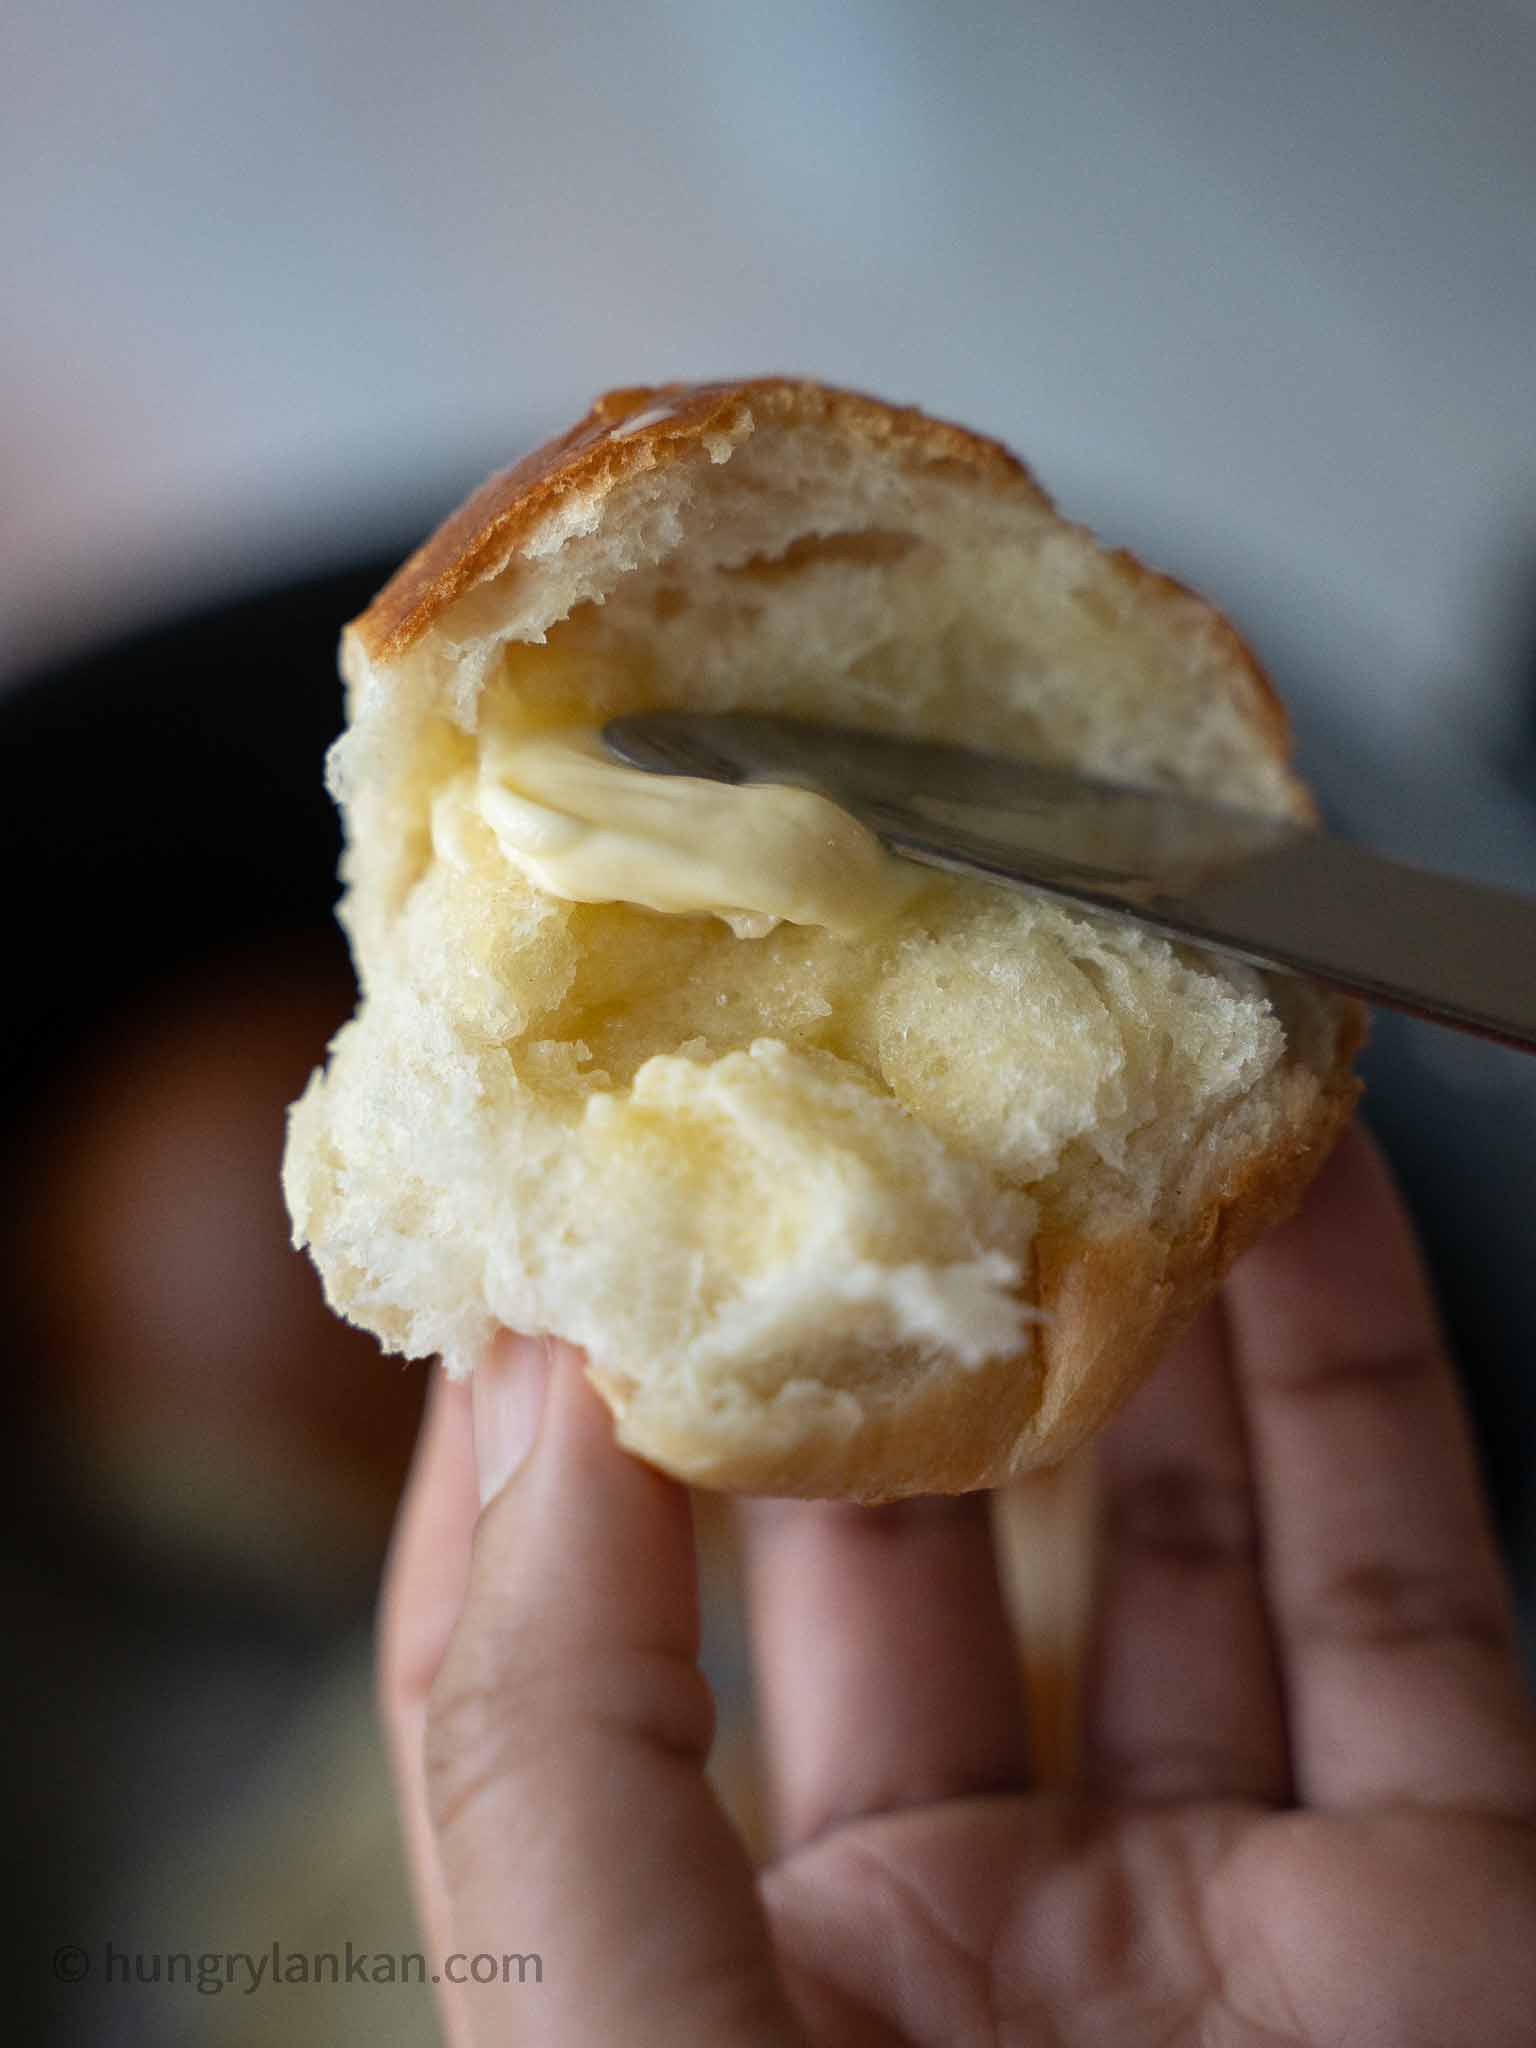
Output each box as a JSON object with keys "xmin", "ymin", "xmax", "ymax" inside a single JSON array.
[{"xmin": 283, "ymin": 378, "xmax": 1362, "ymax": 1499}]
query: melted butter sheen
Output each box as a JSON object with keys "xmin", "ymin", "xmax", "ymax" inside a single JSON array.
[{"xmin": 432, "ymin": 711, "xmax": 919, "ymax": 939}]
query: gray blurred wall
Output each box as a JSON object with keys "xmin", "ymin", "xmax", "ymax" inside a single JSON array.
[
  {"xmin": 4, "ymin": 3, "xmax": 1533, "ymax": 752},
  {"xmin": 4, "ymin": 0, "xmax": 1535, "ymax": 1490}
]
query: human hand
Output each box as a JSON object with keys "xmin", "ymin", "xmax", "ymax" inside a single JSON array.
[{"xmin": 379, "ymin": 1127, "xmax": 1536, "ymax": 2044}]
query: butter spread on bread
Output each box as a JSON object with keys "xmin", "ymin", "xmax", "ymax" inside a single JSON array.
[{"xmin": 283, "ymin": 378, "xmax": 1363, "ymax": 1500}]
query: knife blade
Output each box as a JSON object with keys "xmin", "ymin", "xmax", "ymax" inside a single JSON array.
[{"xmin": 602, "ymin": 711, "xmax": 1536, "ymax": 1053}]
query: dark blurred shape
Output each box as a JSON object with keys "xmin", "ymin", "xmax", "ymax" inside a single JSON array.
[
  {"xmin": 1507, "ymin": 554, "xmax": 1536, "ymax": 826},
  {"xmin": 2, "ymin": 556, "xmax": 432, "ymax": 1567},
  {"xmin": 16, "ymin": 936, "xmax": 420, "ymax": 1589},
  {"xmin": 1, "ymin": 557, "xmax": 434, "ymax": 2047},
  {"xmin": 3, "ymin": 558, "xmax": 391, "ymax": 1111}
]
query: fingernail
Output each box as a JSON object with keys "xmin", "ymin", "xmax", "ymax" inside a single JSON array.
[{"xmin": 473, "ymin": 1334, "xmax": 553, "ymax": 1506}]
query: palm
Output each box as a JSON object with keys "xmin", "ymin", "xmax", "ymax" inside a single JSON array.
[
  {"xmin": 389, "ymin": 1131, "xmax": 1536, "ymax": 2046},
  {"xmin": 760, "ymin": 1792, "xmax": 1535, "ymax": 2046}
]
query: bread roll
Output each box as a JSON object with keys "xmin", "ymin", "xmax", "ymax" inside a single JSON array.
[{"xmin": 283, "ymin": 378, "xmax": 1363, "ymax": 1500}]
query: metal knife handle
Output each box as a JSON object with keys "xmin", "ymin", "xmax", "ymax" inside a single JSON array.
[{"xmin": 604, "ymin": 712, "xmax": 1536, "ymax": 1053}]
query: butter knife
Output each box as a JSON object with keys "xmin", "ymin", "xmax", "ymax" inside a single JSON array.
[{"xmin": 603, "ymin": 712, "xmax": 1536, "ymax": 1052}]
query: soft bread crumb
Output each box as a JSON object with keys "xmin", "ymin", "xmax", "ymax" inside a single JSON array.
[{"xmin": 283, "ymin": 379, "xmax": 1361, "ymax": 1499}]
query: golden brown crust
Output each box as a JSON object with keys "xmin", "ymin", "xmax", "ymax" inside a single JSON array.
[
  {"xmin": 601, "ymin": 1330, "xmax": 1049, "ymax": 1502},
  {"xmin": 350, "ymin": 378, "xmax": 1044, "ymax": 666},
  {"xmin": 1021, "ymin": 1013, "xmax": 1365, "ymax": 1474},
  {"xmin": 1103, "ymin": 548, "xmax": 1303, "ymax": 814},
  {"xmin": 347, "ymin": 379, "xmax": 1294, "ymax": 805}
]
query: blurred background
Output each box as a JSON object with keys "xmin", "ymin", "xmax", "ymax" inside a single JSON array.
[{"xmin": 5, "ymin": 1, "xmax": 1534, "ymax": 2041}]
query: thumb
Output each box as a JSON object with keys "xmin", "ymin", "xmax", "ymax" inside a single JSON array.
[{"xmin": 424, "ymin": 1333, "xmax": 800, "ymax": 2047}]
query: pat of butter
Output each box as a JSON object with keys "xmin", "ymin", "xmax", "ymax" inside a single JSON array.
[{"xmin": 433, "ymin": 706, "xmax": 917, "ymax": 938}]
